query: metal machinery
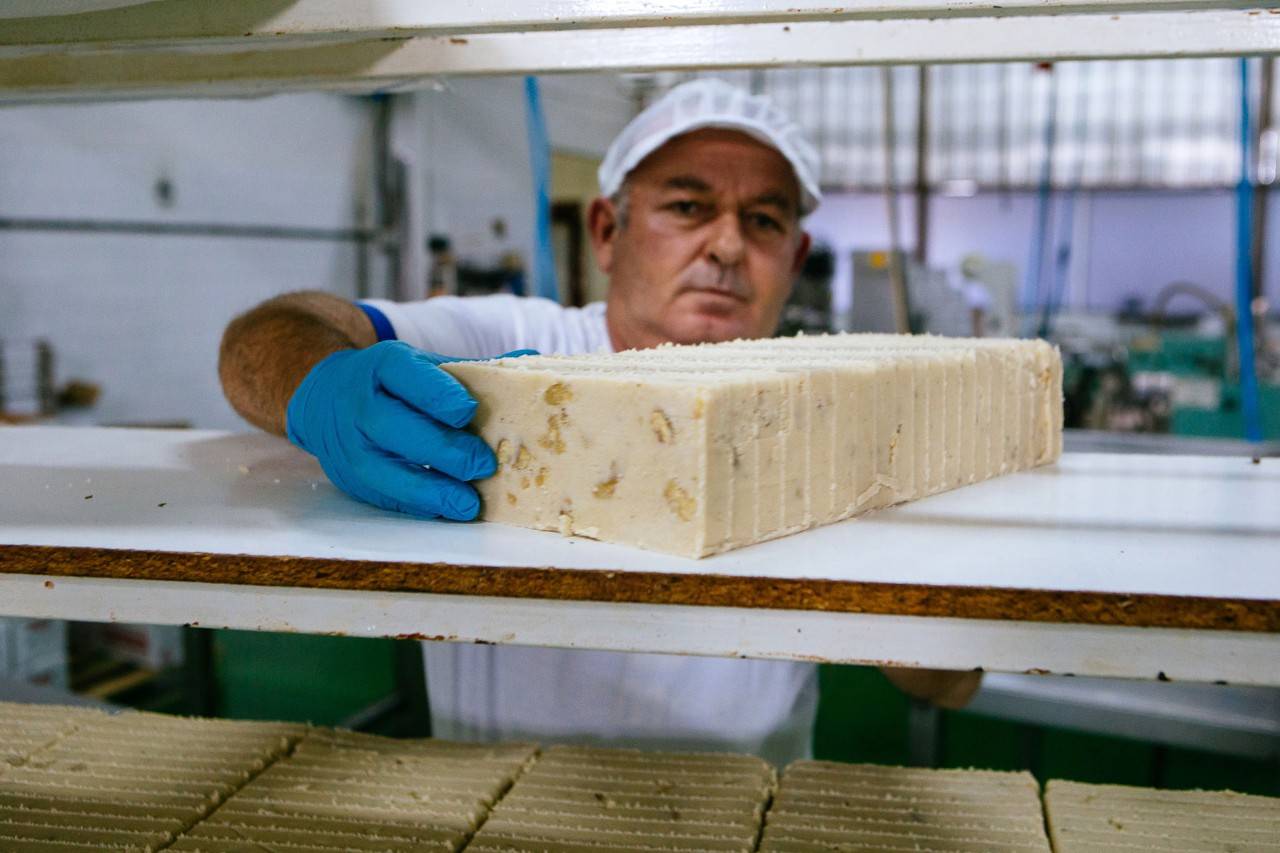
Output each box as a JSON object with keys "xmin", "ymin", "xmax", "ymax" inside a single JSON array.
[
  {"xmin": 0, "ymin": 339, "xmax": 54, "ymax": 422},
  {"xmin": 1056, "ymin": 292, "xmax": 1280, "ymax": 441},
  {"xmin": 850, "ymin": 250, "xmax": 1017, "ymax": 339},
  {"xmin": 0, "ymin": 0, "xmax": 1277, "ymax": 781},
  {"xmin": 851, "ymin": 244, "xmax": 1279, "ymax": 442}
]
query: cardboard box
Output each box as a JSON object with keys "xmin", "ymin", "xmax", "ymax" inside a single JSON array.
[
  {"xmin": 0, "ymin": 617, "xmax": 69, "ymax": 687},
  {"xmin": 0, "ymin": 618, "xmax": 12, "ymax": 676},
  {"xmin": 98, "ymin": 623, "xmax": 185, "ymax": 670}
]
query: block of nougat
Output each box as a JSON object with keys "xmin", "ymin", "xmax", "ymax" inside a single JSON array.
[
  {"xmin": 1044, "ymin": 779, "xmax": 1280, "ymax": 852},
  {"xmin": 442, "ymin": 332, "xmax": 1062, "ymax": 557},
  {"xmin": 758, "ymin": 760, "xmax": 1051, "ymax": 853},
  {"xmin": 466, "ymin": 744, "xmax": 774, "ymax": 853},
  {"xmin": 0, "ymin": 705, "xmax": 304, "ymax": 852},
  {"xmin": 0, "ymin": 701, "xmax": 104, "ymax": 767},
  {"xmin": 167, "ymin": 727, "xmax": 536, "ymax": 853}
]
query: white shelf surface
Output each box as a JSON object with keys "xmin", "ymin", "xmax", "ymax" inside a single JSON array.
[
  {"xmin": 1, "ymin": 426, "xmax": 1277, "ymax": 684},
  {"xmin": 966, "ymin": 673, "xmax": 1280, "ymax": 759},
  {"xmin": 0, "ymin": 1, "xmax": 1238, "ymax": 45},
  {"xmin": 2, "ymin": 426, "xmax": 1276, "ymax": 596},
  {"xmin": 1, "ymin": 1, "xmax": 1276, "ymax": 102}
]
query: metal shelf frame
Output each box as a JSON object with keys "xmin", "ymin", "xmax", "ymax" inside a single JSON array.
[
  {"xmin": 4, "ymin": 572, "xmax": 1277, "ymax": 686},
  {"xmin": 2, "ymin": 4, "xmax": 1278, "ymax": 695},
  {"xmin": 1, "ymin": 1, "xmax": 1278, "ymax": 102},
  {"xmin": 1, "ymin": 426, "xmax": 1276, "ymax": 685}
]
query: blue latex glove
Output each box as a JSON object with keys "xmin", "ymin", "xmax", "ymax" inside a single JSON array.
[{"xmin": 286, "ymin": 340, "xmax": 535, "ymax": 521}]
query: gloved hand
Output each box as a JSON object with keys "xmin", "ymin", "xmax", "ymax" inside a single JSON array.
[{"xmin": 286, "ymin": 340, "xmax": 535, "ymax": 521}]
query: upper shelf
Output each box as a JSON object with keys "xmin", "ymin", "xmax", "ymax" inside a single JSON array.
[
  {"xmin": 2, "ymin": 424, "xmax": 1278, "ymax": 610},
  {"xmin": 1, "ymin": 0, "xmax": 1277, "ymax": 102},
  {"xmin": 1, "ymin": 425, "xmax": 1277, "ymax": 685}
]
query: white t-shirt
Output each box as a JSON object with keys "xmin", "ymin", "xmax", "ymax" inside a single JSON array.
[{"xmin": 359, "ymin": 294, "xmax": 819, "ymax": 766}]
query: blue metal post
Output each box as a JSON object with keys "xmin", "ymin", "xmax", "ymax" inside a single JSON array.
[
  {"xmin": 524, "ymin": 76, "xmax": 560, "ymax": 302},
  {"xmin": 1025, "ymin": 66, "xmax": 1057, "ymax": 331},
  {"xmin": 1235, "ymin": 59, "xmax": 1264, "ymax": 442}
]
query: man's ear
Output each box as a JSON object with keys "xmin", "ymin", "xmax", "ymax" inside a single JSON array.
[
  {"xmin": 791, "ymin": 231, "xmax": 812, "ymax": 275},
  {"xmin": 587, "ymin": 196, "xmax": 620, "ymax": 275}
]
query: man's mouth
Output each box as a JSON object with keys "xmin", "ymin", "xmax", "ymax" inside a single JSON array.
[
  {"xmin": 679, "ymin": 288, "xmax": 746, "ymax": 317},
  {"xmin": 678, "ymin": 263, "xmax": 751, "ymax": 304},
  {"xmin": 682, "ymin": 286, "xmax": 745, "ymax": 302}
]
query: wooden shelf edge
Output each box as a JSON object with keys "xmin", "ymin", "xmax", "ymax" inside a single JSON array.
[{"xmin": 2, "ymin": 544, "xmax": 1275, "ymax": 633}]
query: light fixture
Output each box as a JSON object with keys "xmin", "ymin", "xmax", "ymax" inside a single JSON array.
[
  {"xmin": 1258, "ymin": 128, "xmax": 1278, "ymax": 185},
  {"xmin": 940, "ymin": 178, "xmax": 978, "ymax": 198}
]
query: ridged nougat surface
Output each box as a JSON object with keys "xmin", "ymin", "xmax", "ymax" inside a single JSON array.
[
  {"xmin": 465, "ymin": 744, "xmax": 775, "ymax": 853},
  {"xmin": 167, "ymin": 727, "xmax": 537, "ymax": 853},
  {"xmin": 0, "ymin": 700, "xmax": 104, "ymax": 767},
  {"xmin": 757, "ymin": 760, "xmax": 1051, "ymax": 853},
  {"xmin": 0, "ymin": 703, "xmax": 304, "ymax": 852},
  {"xmin": 1043, "ymin": 779, "xmax": 1280, "ymax": 852},
  {"xmin": 443, "ymin": 332, "xmax": 1062, "ymax": 557}
]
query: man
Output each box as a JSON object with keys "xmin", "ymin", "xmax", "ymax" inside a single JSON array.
[{"xmin": 219, "ymin": 79, "xmax": 979, "ymax": 765}]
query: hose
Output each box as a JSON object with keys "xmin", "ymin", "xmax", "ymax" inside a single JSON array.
[
  {"xmin": 1235, "ymin": 59, "xmax": 1264, "ymax": 441},
  {"xmin": 524, "ymin": 76, "xmax": 560, "ymax": 303}
]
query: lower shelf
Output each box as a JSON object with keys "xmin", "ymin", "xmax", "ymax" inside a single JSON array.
[{"xmin": 2, "ymin": 571, "xmax": 1277, "ymax": 685}]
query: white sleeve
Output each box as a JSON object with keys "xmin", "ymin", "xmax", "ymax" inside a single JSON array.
[
  {"xmin": 358, "ymin": 295, "xmax": 610, "ymax": 358},
  {"xmin": 359, "ymin": 294, "xmax": 537, "ymax": 359}
]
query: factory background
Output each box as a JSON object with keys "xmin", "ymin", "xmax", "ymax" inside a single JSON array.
[
  {"xmin": 4, "ymin": 64, "xmax": 1276, "ymax": 437},
  {"xmin": 2, "ymin": 60, "xmax": 1277, "ymax": 793}
]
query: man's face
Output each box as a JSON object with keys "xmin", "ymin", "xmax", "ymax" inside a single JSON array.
[{"xmin": 590, "ymin": 128, "xmax": 811, "ymax": 350}]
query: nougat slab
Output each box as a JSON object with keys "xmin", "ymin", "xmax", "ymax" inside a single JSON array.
[
  {"xmin": 466, "ymin": 744, "xmax": 774, "ymax": 853},
  {"xmin": 1043, "ymin": 779, "xmax": 1280, "ymax": 852},
  {"xmin": 443, "ymin": 332, "xmax": 1062, "ymax": 557},
  {"xmin": 0, "ymin": 701, "xmax": 104, "ymax": 766},
  {"xmin": 168, "ymin": 729, "xmax": 536, "ymax": 853},
  {"xmin": 0, "ymin": 705, "xmax": 305, "ymax": 853},
  {"xmin": 759, "ymin": 760, "xmax": 1051, "ymax": 853}
]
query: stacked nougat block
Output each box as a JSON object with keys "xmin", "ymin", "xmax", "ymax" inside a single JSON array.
[
  {"xmin": 0, "ymin": 706, "xmax": 302, "ymax": 852},
  {"xmin": 758, "ymin": 760, "xmax": 1052, "ymax": 853},
  {"xmin": 5, "ymin": 703, "xmax": 1280, "ymax": 853},
  {"xmin": 1044, "ymin": 779, "xmax": 1280, "ymax": 852},
  {"xmin": 0, "ymin": 700, "xmax": 102, "ymax": 767},
  {"xmin": 465, "ymin": 744, "xmax": 775, "ymax": 853},
  {"xmin": 168, "ymin": 728, "xmax": 536, "ymax": 852},
  {"xmin": 444, "ymin": 332, "xmax": 1062, "ymax": 557}
]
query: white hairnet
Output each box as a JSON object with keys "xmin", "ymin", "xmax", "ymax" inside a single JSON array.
[{"xmin": 598, "ymin": 78, "xmax": 822, "ymax": 215}]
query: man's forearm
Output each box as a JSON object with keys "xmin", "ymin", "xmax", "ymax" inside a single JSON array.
[
  {"xmin": 879, "ymin": 667, "xmax": 983, "ymax": 710},
  {"xmin": 218, "ymin": 291, "xmax": 376, "ymax": 435}
]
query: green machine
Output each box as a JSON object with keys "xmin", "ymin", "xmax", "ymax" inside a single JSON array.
[{"xmin": 1127, "ymin": 331, "xmax": 1280, "ymax": 440}]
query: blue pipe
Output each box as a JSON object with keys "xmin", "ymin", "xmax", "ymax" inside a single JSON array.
[
  {"xmin": 1234, "ymin": 59, "xmax": 1263, "ymax": 442},
  {"xmin": 524, "ymin": 76, "xmax": 560, "ymax": 302},
  {"xmin": 1038, "ymin": 188, "xmax": 1076, "ymax": 339},
  {"xmin": 1025, "ymin": 68, "xmax": 1057, "ymax": 332}
]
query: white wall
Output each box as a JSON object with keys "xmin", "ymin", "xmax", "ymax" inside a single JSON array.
[
  {"xmin": 419, "ymin": 78, "xmax": 536, "ymax": 276},
  {"xmin": 3, "ymin": 233, "xmax": 360, "ymax": 430},
  {"xmin": 417, "ymin": 75, "xmax": 632, "ymax": 283},
  {"xmin": 805, "ymin": 189, "xmax": 1279, "ymax": 321},
  {"xmin": 0, "ymin": 96, "xmax": 373, "ymax": 227},
  {"xmin": 0, "ymin": 94, "xmax": 373, "ymax": 431},
  {"xmin": 541, "ymin": 75, "xmax": 635, "ymax": 159},
  {"xmin": 0, "ymin": 76, "xmax": 634, "ymax": 432}
]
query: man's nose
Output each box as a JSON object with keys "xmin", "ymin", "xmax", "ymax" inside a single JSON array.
[{"xmin": 707, "ymin": 212, "xmax": 746, "ymax": 267}]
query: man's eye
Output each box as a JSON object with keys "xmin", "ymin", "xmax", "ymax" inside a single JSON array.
[
  {"xmin": 748, "ymin": 212, "xmax": 782, "ymax": 231},
  {"xmin": 668, "ymin": 200, "xmax": 702, "ymax": 216}
]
